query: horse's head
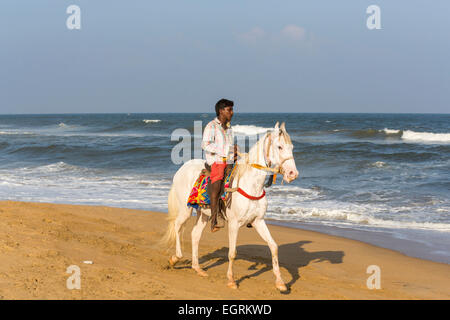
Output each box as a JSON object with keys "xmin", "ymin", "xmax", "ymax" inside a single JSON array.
[{"xmin": 267, "ymin": 122, "xmax": 299, "ymax": 183}]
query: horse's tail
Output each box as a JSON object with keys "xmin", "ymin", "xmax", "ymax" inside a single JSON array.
[{"xmin": 159, "ymin": 184, "xmax": 179, "ymax": 249}]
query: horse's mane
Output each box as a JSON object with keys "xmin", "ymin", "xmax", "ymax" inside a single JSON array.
[
  {"xmin": 234, "ymin": 151, "xmax": 251, "ymax": 183},
  {"xmin": 234, "ymin": 133, "xmax": 264, "ymax": 183}
]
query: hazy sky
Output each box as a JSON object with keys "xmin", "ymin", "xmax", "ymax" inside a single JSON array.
[{"xmin": 1, "ymin": 0, "xmax": 449, "ymax": 114}]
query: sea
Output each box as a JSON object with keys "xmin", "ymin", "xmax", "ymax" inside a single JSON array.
[{"xmin": 0, "ymin": 113, "xmax": 449, "ymax": 264}]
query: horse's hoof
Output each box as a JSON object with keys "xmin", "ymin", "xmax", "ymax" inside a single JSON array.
[
  {"xmin": 276, "ymin": 282, "xmax": 287, "ymax": 292},
  {"xmin": 193, "ymin": 268, "xmax": 208, "ymax": 277},
  {"xmin": 168, "ymin": 255, "xmax": 179, "ymax": 267},
  {"xmin": 227, "ymin": 281, "xmax": 238, "ymax": 289}
]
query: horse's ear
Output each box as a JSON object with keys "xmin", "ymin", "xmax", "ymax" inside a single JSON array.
[
  {"xmin": 279, "ymin": 121, "xmax": 292, "ymax": 144},
  {"xmin": 273, "ymin": 122, "xmax": 280, "ymax": 138}
]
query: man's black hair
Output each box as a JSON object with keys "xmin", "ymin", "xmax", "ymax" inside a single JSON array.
[{"xmin": 215, "ymin": 99, "xmax": 234, "ymax": 116}]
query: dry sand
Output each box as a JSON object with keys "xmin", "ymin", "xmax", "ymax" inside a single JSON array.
[{"xmin": 0, "ymin": 200, "xmax": 448, "ymax": 300}]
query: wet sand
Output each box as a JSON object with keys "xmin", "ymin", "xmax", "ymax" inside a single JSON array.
[{"xmin": 0, "ymin": 201, "xmax": 448, "ymax": 299}]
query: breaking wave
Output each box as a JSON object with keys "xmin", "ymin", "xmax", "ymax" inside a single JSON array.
[
  {"xmin": 232, "ymin": 125, "xmax": 272, "ymax": 136},
  {"xmin": 382, "ymin": 128, "xmax": 450, "ymax": 143},
  {"xmin": 401, "ymin": 130, "xmax": 450, "ymax": 143},
  {"xmin": 347, "ymin": 128, "xmax": 450, "ymax": 144}
]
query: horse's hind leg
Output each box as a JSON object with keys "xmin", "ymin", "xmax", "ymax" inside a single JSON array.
[
  {"xmin": 191, "ymin": 211, "xmax": 208, "ymax": 277},
  {"xmin": 169, "ymin": 207, "xmax": 192, "ymax": 266},
  {"xmin": 252, "ymin": 218, "xmax": 287, "ymax": 292}
]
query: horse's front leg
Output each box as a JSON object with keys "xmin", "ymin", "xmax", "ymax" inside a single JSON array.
[
  {"xmin": 191, "ymin": 212, "xmax": 209, "ymax": 277},
  {"xmin": 227, "ymin": 221, "xmax": 239, "ymax": 289},
  {"xmin": 252, "ymin": 218, "xmax": 287, "ymax": 292}
]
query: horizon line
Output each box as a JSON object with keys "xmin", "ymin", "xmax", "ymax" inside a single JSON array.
[{"xmin": 1, "ymin": 111, "xmax": 449, "ymax": 116}]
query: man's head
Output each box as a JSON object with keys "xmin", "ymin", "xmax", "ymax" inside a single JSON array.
[{"xmin": 215, "ymin": 98, "xmax": 234, "ymax": 123}]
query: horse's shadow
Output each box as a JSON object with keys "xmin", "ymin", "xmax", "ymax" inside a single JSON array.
[{"xmin": 175, "ymin": 240, "xmax": 344, "ymax": 293}]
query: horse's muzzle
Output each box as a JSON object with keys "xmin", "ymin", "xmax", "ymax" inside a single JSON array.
[{"xmin": 284, "ymin": 169, "xmax": 299, "ymax": 183}]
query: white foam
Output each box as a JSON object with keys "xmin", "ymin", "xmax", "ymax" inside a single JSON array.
[
  {"xmin": 232, "ymin": 125, "xmax": 272, "ymax": 136},
  {"xmin": 270, "ymin": 185, "xmax": 321, "ymax": 195},
  {"xmin": 382, "ymin": 128, "xmax": 450, "ymax": 143},
  {"xmin": 382, "ymin": 128, "xmax": 401, "ymax": 134},
  {"xmin": 17, "ymin": 162, "xmax": 93, "ymax": 175},
  {"xmin": 0, "ymin": 166, "xmax": 172, "ymax": 212},
  {"xmin": 371, "ymin": 161, "xmax": 387, "ymax": 168},
  {"xmin": 402, "ymin": 130, "xmax": 450, "ymax": 143},
  {"xmin": 267, "ymin": 202, "xmax": 450, "ymax": 232},
  {"xmin": 143, "ymin": 119, "xmax": 161, "ymax": 124},
  {"xmin": 0, "ymin": 130, "xmax": 34, "ymax": 135}
]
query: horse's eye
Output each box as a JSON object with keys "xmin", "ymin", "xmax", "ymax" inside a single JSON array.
[{"xmin": 278, "ymin": 146, "xmax": 283, "ymax": 150}]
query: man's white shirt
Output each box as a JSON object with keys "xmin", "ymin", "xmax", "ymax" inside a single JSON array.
[{"xmin": 201, "ymin": 117, "xmax": 234, "ymax": 165}]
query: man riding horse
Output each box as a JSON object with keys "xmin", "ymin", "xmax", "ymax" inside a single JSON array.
[
  {"xmin": 164, "ymin": 113, "xmax": 299, "ymax": 290},
  {"xmin": 201, "ymin": 98, "xmax": 238, "ymax": 232}
]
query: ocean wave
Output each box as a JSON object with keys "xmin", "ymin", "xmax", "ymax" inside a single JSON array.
[
  {"xmin": 350, "ymin": 129, "xmax": 380, "ymax": 138},
  {"xmin": 0, "ymin": 167, "xmax": 172, "ymax": 212},
  {"xmin": 267, "ymin": 204, "xmax": 450, "ymax": 232},
  {"xmin": 382, "ymin": 128, "xmax": 450, "ymax": 143},
  {"xmin": 98, "ymin": 119, "xmax": 162, "ymax": 133},
  {"xmin": 268, "ymin": 186, "xmax": 323, "ymax": 202},
  {"xmin": 34, "ymin": 161, "xmax": 78, "ymax": 172},
  {"xmin": 16, "ymin": 162, "xmax": 103, "ymax": 175},
  {"xmin": 402, "ymin": 130, "xmax": 450, "ymax": 143},
  {"xmin": 232, "ymin": 125, "xmax": 272, "ymax": 136},
  {"xmin": 382, "ymin": 128, "xmax": 401, "ymax": 135},
  {"xmin": 111, "ymin": 146, "xmax": 164, "ymax": 155},
  {"xmin": 57, "ymin": 122, "xmax": 79, "ymax": 129},
  {"xmin": 0, "ymin": 130, "xmax": 35, "ymax": 135},
  {"xmin": 345, "ymin": 128, "xmax": 450, "ymax": 144},
  {"xmin": 370, "ymin": 161, "xmax": 387, "ymax": 168},
  {"xmin": 299, "ymin": 143, "xmax": 441, "ymax": 161}
]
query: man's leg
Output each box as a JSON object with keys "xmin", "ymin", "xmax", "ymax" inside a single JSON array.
[
  {"xmin": 209, "ymin": 180, "xmax": 224, "ymax": 232},
  {"xmin": 209, "ymin": 162, "xmax": 226, "ymax": 232}
]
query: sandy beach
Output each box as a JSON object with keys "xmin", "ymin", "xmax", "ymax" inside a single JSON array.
[{"xmin": 0, "ymin": 200, "xmax": 448, "ymax": 300}]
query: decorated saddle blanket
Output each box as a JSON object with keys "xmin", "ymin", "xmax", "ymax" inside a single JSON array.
[{"xmin": 187, "ymin": 164, "xmax": 236, "ymax": 210}]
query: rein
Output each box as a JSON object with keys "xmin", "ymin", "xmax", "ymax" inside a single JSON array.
[{"xmin": 236, "ymin": 188, "xmax": 266, "ymax": 200}]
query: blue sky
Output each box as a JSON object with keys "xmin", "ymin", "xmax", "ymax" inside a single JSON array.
[{"xmin": 1, "ymin": 0, "xmax": 449, "ymax": 114}]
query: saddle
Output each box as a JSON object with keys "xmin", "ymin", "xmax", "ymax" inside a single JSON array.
[{"xmin": 187, "ymin": 163, "xmax": 237, "ymax": 219}]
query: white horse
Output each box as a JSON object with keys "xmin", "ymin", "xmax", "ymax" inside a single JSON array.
[{"xmin": 161, "ymin": 122, "xmax": 299, "ymax": 291}]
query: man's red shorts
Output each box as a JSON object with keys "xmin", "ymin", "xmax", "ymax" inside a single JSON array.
[{"xmin": 210, "ymin": 162, "xmax": 227, "ymax": 183}]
